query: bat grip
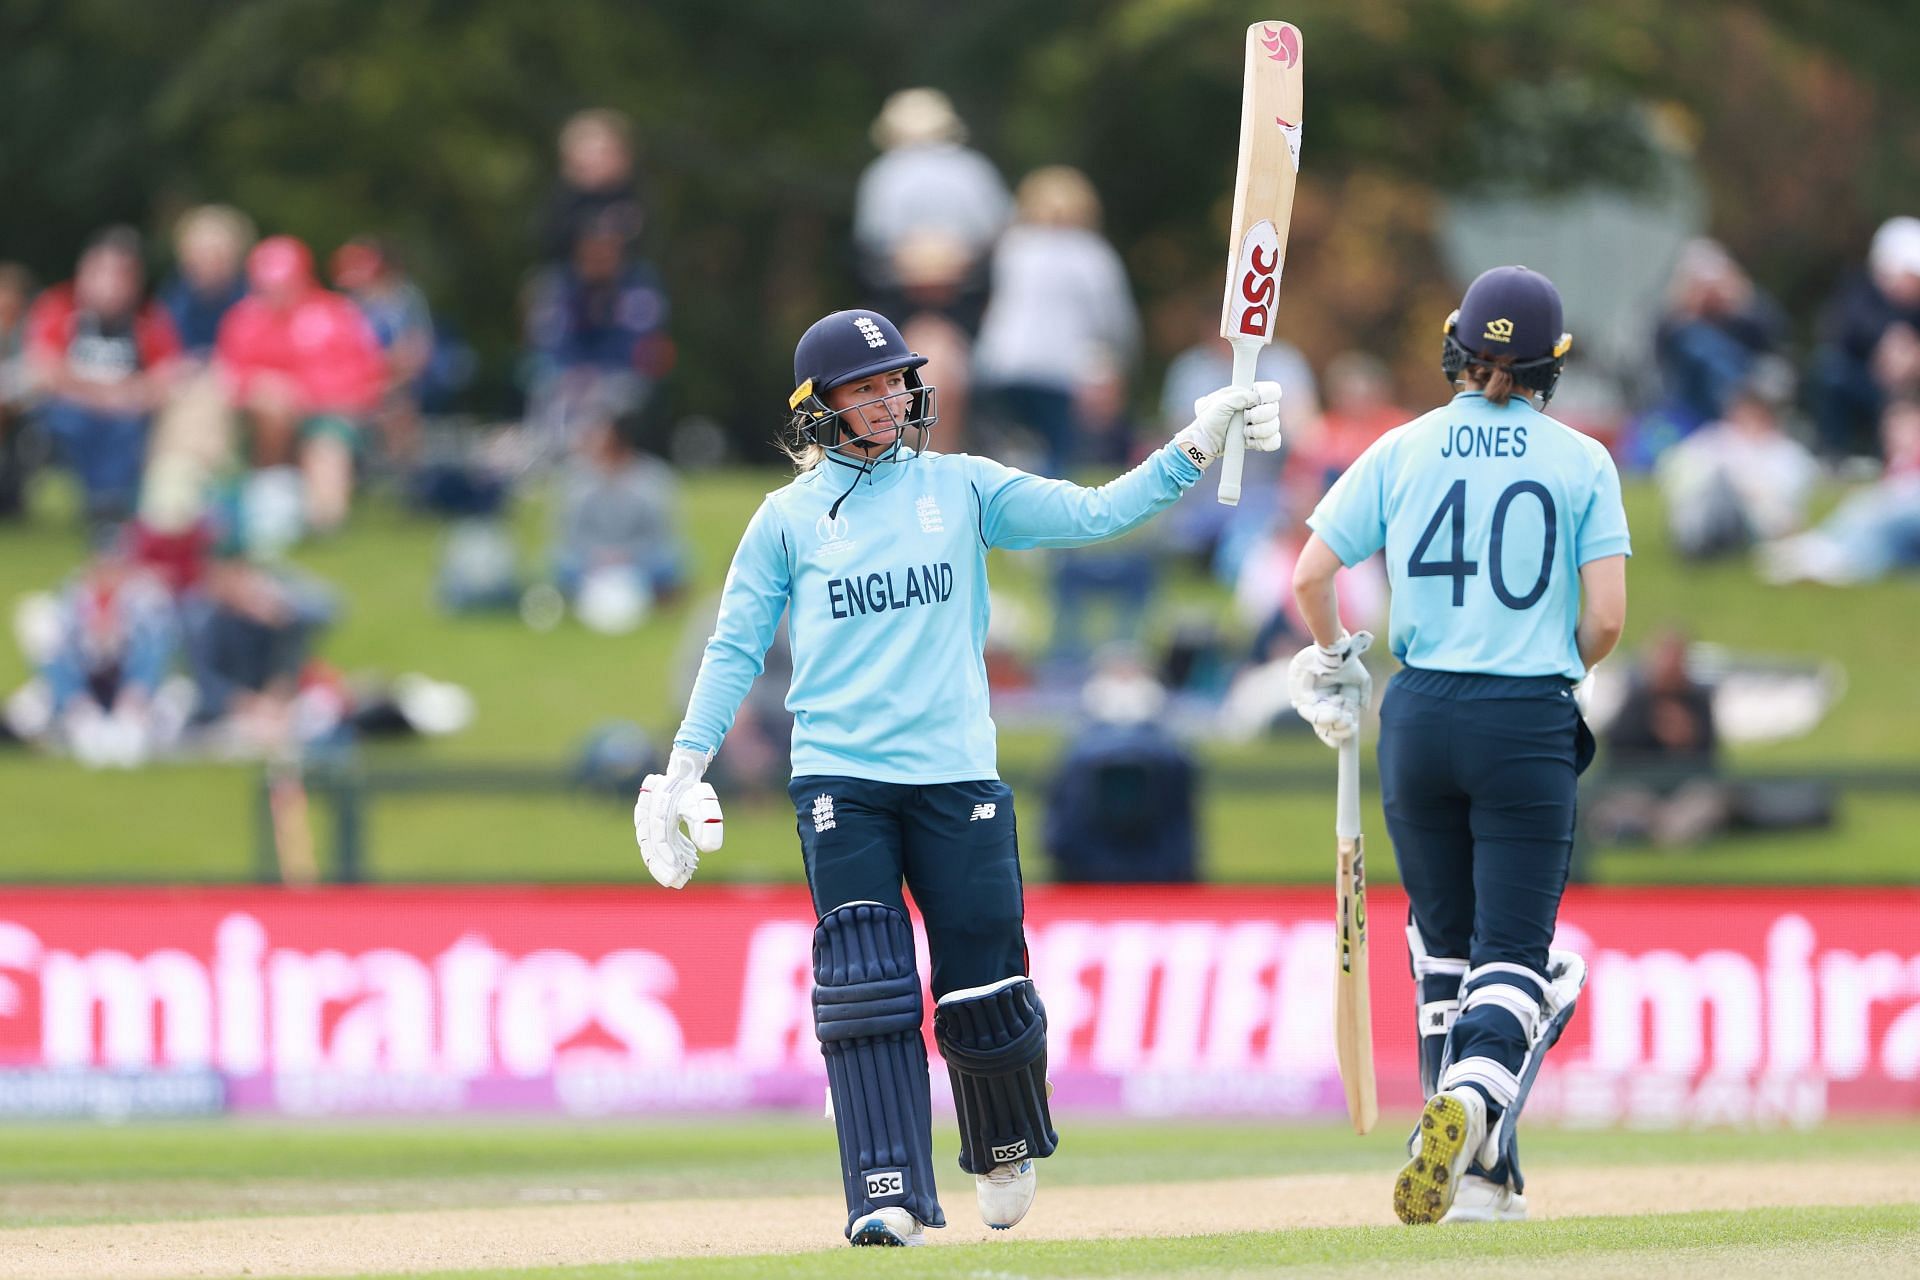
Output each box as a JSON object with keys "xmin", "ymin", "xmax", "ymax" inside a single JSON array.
[
  {"xmin": 1216, "ymin": 339, "xmax": 1261, "ymax": 506},
  {"xmin": 1337, "ymin": 734, "xmax": 1361, "ymax": 841}
]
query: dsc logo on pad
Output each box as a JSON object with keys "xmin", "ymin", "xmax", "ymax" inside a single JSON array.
[{"xmin": 864, "ymin": 1170, "xmax": 904, "ymax": 1199}]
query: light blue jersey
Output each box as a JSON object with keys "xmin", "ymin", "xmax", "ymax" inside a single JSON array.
[
  {"xmin": 1308, "ymin": 391, "xmax": 1631, "ymax": 681},
  {"xmin": 675, "ymin": 443, "xmax": 1203, "ymax": 783}
]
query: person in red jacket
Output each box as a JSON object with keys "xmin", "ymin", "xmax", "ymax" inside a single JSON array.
[
  {"xmin": 215, "ymin": 236, "xmax": 385, "ymax": 535},
  {"xmin": 26, "ymin": 227, "xmax": 182, "ymax": 528}
]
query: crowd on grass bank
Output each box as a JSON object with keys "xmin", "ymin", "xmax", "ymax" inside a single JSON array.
[{"xmin": 0, "ymin": 93, "xmax": 1909, "ymax": 860}]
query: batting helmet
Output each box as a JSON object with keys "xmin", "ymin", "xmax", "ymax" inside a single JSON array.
[
  {"xmin": 788, "ymin": 309, "xmax": 937, "ymax": 453},
  {"xmin": 1440, "ymin": 266, "xmax": 1573, "ymax": 404}
]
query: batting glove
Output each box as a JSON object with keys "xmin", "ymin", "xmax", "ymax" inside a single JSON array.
[
  {"xmin": 1288, "ymin": 630, "xmax": 1373, "ymax": 748},
  {"xmin": 634, "ymin": 745, "xmax": 724, "ymax": 889},
  {"xmin": 1172, "ymin": 381, "xmax": 1284, "ymax": 470}
]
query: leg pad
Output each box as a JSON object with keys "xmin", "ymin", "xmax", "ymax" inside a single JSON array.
[
  {"xmin": 814, "ymin": 902, "xmax": 944, "ymax": 1233},
  {"xmin": 934, "ymin": 976, "xmax": 1059, "ymax": 1175}
]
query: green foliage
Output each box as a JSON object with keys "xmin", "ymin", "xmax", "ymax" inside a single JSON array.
[{"xmin": 4, "ymin": 1, "xmax": 1918, "ymax": 434}]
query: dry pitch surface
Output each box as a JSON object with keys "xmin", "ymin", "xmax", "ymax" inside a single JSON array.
[{"xmin": 5, "ymin": 1157, "xmax": 1918, "ymax": 1279}]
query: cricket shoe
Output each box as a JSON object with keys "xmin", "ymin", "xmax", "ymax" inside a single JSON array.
[
  {"xmin": 976, "ymin": 1158, "xmax": 1037, "ymax": 1229},
  {"xmin": 849, "ymin": 1206, "xmax": 925, "ymax": 1246},
  {"xmin": 1439, "ymin": 1173, "xmax": 1527, "ymax": 1224},
  {"xmin": 1394, "ymin": 1087, "xmax": 1486, "ymax": 1225}
]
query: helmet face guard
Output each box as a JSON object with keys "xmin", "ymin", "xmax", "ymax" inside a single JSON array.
[
  {"xmin": 788, "ymin": 367, "xmax": 939, "ymax": 460},
  {"xmin": 1440, "ymin": 311, "xmax": 1572, "ymax": 404}
]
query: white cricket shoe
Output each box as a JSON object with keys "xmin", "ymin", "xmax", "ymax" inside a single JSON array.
[
  {"xmin": 1394, "ymin": 1088, "xmax": 1487, "ymax": 1225},
  {"xmin": 849, "ymin": 1206, "xmax": 925, "ymax": 1246},
  {"xmin": 976, "ymin": 1158, "xmax": 1037, "ymax": 1229},
  {"xmin": 1439, "ymin": 1173, "xmax": 1527, "ymax": 1223}
]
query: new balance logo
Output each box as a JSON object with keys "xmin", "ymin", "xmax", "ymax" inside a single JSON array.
[
  {"xmin": 990, "ymin": 1140, "xmax": 1028, "ymax": 1163},
  {"xmin": 812, "ymin": 793, "xmax": 836, "ymax": 832},
  {"xmin": 864, "ymin": 1170, "xmax": 904, "ymax": 1198},
  {"xmin": 854, "ymin": 316, "xmax": 888, "ymax": 349},
  {"xmin": 969, "ymin": 803, "xmax": 997, "ymax": 822}
]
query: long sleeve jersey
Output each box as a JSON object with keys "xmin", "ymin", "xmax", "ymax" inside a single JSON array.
[{"xmin": 674, "ymin": 443, "xmax": 1202, "ymax": 783}]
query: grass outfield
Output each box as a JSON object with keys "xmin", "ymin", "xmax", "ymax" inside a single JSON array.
[
  {"xmin": 4, "ymin": 472, "xmax": 1919, "ymax": 885},
  {"xmin": 11, "ymin": 1116, "xmax": 1919, "ymax": 1220},
  {"xmin": 1, "ymin": 1118, "xmax": 1915, "ymax": 1279},
  {"xmin": 368, "ymin": 1209, "xmax": 1920, "ymax": 1279}
]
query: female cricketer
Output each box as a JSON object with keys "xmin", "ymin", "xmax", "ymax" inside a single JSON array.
[
  {"xmin": 1289, "ymin": 267, "xmax": 1630, "ymax": 1225},
  {"xmin": 635, "ymin": 308, "xmax": 1283, "ymax": 1246}
]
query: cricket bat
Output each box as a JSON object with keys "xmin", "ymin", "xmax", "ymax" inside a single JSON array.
[
  {"xmin": 1217, "ymin": 19, "xmax": 1305, "ymax": 505},
  {"xmin": 1335, "ymin": 730, "xmax": 1379, "ymax": 1134}
]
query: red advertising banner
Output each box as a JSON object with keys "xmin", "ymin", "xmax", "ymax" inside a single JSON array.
[{"xmin": 0, "ymin": 886, "xmax": 1914, "ymax": 1122}]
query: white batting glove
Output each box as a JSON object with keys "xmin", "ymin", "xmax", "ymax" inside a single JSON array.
[
  {"xmin": 1172, "ymin": 380, "xmax": 1284, "ymax": 470},
  {"xmin": 1288, "ymin": 630, "xmax": 1373, "ymax": 748},
  {"xmin": 634, "ymin": 746, "xmax": 724, "ymax": 889}
]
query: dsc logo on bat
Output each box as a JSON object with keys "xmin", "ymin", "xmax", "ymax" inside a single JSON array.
[{"xmin": 1230, "ymin": 220, "xmax": 1282, "ymax": 339}]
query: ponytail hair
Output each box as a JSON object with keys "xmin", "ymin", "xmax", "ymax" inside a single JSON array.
[
  {"xmin": 1465, "ymin": 357, "xmax": 1521, "ymax": 407},
  {"xmin": 779, "ymin": 411, "xmax": 828, "ymax": 471},
  {"xmin": 779, "ymin": 432, "xmax": 827, "ymax": 472}
]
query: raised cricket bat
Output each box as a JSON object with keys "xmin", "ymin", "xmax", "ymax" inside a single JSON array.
[
  {"xmin": 1217, "ymin": 20, "xmax": 1305, "ymax": 505},
  {"xmin": 1335, "ymin": 730, "xmax": 1379, "ymax": 1134}
]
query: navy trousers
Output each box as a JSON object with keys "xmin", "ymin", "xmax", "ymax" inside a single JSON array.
[
  {"xmin": 1376, "ymin": 668, "xmax": 1594, "ymax": 1119},
  {"xmin": 789, "ymin": 776, "xmax": 1027, "ymax": 999}
]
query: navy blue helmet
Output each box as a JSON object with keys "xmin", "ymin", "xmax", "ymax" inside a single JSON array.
[
  {"xmin": 788, "ymin": 309, "xmax": 937, "ymax": 453},
  {"xmin": 1441, "ymin": 266, "xmax": 1573, "ymax": 403}
]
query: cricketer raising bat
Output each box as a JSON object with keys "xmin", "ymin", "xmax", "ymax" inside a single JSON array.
[
  {"xmin": 1335, "ymin": 722, "xmax": 1379, "ymax": 1135},
  {"xmin": 1217, "ymin": 19, "xmax": 1305, "ymax": 505}
]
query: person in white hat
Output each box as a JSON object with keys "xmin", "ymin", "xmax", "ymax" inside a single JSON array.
[{"xmin": 1812, "ymin": 215, "xmax": 1920, "ymax": 459}]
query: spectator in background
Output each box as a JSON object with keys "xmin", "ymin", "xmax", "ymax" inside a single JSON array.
[
  {"xmin": 131, "ymin": 451, "xmax": 338, "ymax": 755},
  {"xmin": 1045, "ymin": 650, "xmax": 1198, "ymax": 883},
  {"xmin": 1760, "ymin": 396, "xmax": 1920, "ymax": 585},
  {"xmin": 25, "ymin": 228, "xmax": 181, "ymax": 530},
  {"xmin": 186, "ymin": 553, "xmax": 338, "ymax": 754},
  {"xmin": 160, "ymin": 205, "xmax": 254, "ymax": 361},
  {"xmin": 0, "ymin": 262, "xmax": 35, "ymax": 518},
  {"xmin": 1812, "ymin": 216, "xmax": 1920, "ymax": 462},
  {"xmin": 331, "ymin": 236, "xmax": 435, "ymax": 463},
  {"xmin": 1156, "ymin": 288, "xmax": 1319, "ymax": 577},
  {"xmin": 1235, "ymin": 504, "xmax": 1388, "ymax": 666},
  {"xmin": 216, "ymin": 235, "xmax": 386, "ymax": 541},
  {"xmin": 892, "ymin": 234, "xmax": 979, "ymax": 451},
  {"xmin": 973, "ymin": 166, "xmax": 1139, "ymax": 476},
  {"xmin": 153, "ymin": 209, "xmax": 254, "ymax": 508},
  {"xmin": 1291, "ymin": 351, "xmax": 1406, "ymax": 491},
  {"xmin": 1589, "ymin": 629, "xmax": 1730, "ymax": 848},
  {"xmin": 1659, "ymin": 357, "xmax": 1819, "ymax": 559},
  {"xmin": 540, "ymin": 108, "xmax": 645, "ymax": 266},
  {"xmin": 548, "ymin": 389, "xmax": 686, "ymax": 628},
  {"xmin": 523, "ymin": 209, "xmax": 671, "ymax": 458},
  {"xmin": 37, "ymin": 547, "xmax": 179, "ymax": 768},
  {"xmin": 852, "ymin": 88, "xmax": 1009, "ymax": 325},
  {"xmin": 1631, "ymin": 238, "xmax": 1786, "ymax": 465}
]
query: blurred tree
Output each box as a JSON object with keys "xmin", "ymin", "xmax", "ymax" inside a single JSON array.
[{"xmin": 0, "ymin": 0, "xmax": 1914, "ymax": 440}]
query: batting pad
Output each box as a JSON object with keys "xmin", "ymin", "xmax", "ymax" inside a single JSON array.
[
  {"xmin": 934, "ymin": 975, "xmax": 1059, "ymax": 1176},
  {"xmin": 812, "ymin": 901, "xmax": 944, "ymax": 1233},
  {"xmin": 1489, "ymin": 948, "xmax": 1588, "ymax": 1194}
]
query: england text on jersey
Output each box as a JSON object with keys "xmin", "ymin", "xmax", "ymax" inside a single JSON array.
[{"xmin": 827, "ymin": 562, "xmax": 955, "ymax": 619}]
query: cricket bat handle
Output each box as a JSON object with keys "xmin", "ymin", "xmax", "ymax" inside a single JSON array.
[
  {"xmin": 1337, "ymin": 734, "xmax": 1360, "ymax": 840},
  {"xmin": 1217, "ymin": 339, "xmax": 1262, "ymax": 505}
]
